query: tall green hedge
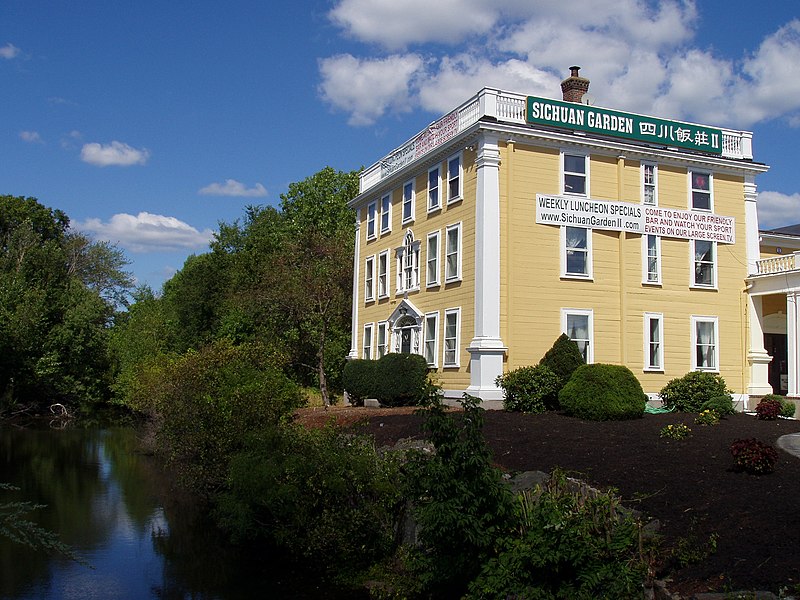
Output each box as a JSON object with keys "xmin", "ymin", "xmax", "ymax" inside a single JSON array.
[{"xmin": 342, "ymin": 352, "xmax": 430, "ymax": 407}]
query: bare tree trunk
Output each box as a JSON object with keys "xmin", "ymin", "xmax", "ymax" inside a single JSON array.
[{"xmin": 318, "ymin": 322, "xmax": 330, "ymax": 406}]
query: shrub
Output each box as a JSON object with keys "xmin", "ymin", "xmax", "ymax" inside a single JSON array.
[
  {"xmin": 496, "ymin": 364, "xmax": 560, "ymax": 413},
  {"xmin": 700, "ymin": 394, "xmax": 736, "ymax": 416},
  {"xmin": 763, "ymin": 393, "xmax": 797, "ymax": 418},
  {"xmin": 756, "ymin": 397, "xmax": 781, "ymax": 420},
  {"xmin": 342, "ymin": 359, "xmax": 378, "ymax": 406},
  {"xmin": 375, "ymin": 352, "xmax": 429, "ymax": 407},
  {"xmin": 730, "ymin": 438, "xmax": 779, "ymax": 474},
  {"xmin": 539, "ymin": 333, "xmax": 585, "ymax": 392},
  {"xmin": 559, "ymin": 364, "xmax": 646, "ymax": 421},
  {"xmin": 660, "ymin": 423, "xmax": 692, "ymax": 440},
  {"xmin": 694, "ymin": 409, "xmax": 719, "ymax": 426},
  {"xmin": 659, "ymin": 372, "xmax": 730, "ymax": 413}
]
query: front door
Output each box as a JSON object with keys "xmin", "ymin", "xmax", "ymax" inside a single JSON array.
[
  {"xmin": 401, "ymin": 328, "xmax": 412, "ymax": 353},
  {"xmin": 765, "ymin": 333, "xmax": 788, "ymax": 395}
]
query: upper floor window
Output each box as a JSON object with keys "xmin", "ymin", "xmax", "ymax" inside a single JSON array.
[
  {"xmin": 402, "ymin": 180, "xmax": 415, "ymax": 224},
  {"xmin": 692, "ymin": 240, "xmax": 716, "ymax": 288},
  {"xmin": 692, "ymin": 316, "xmax": 719, "ymax": 372},
  {"xmin": 644, "ymin": 312, "xmax": 663, "ymax": 371},
  {"xmin": 642, "ymin": 162, "xmax": 657, "ymax": 205},
  {"xmin": 447, "ymin": 153, "xmax": 462, "ymax": 203},
  {"xmin": 366, "ymin": 201, "xmax": 376, "ymax": 239},
  {"xmin": 428, "ymin": 165, "xmax": 441, "ymax": 212},
  {"xmin": 396, "ymin": 230, "xmax": 420, "ymax": 293},
  {"xmin": 445, "ymin": 223, "xmax": 462, "ymax": 282},
  {"xmin": 364, "ymin": 255, "xmax": 375, "ymax": 302},
  {"xmin": 562, "ymin": 226, "xmax": 592, "ymax": 278},
  {"xmin": 380, "ymin": 193, "xmax": 391, "ymax": 234},
  {"xmin": 643, "ymin": 234, "xmax": 661, "ymax": 285},
  {"xmin": 563, "ymin": 153, "xmax": 587, "ymax": 196},
  {"xmin": 690, "ymin": 170, "xmax": 712, "ymax": 211},
  {"xmin": 426, "ymin": 230, "xmax": 440, "ymax": 287},
  {"xmin": 377, "ymin": 250, "xmax": 389, "ymax": 299}
]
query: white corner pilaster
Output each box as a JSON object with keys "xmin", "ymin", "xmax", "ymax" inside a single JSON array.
[
  {"xmin": 788, "ymin": 292, "xmax": 800, "ymax": 397},
  {"xmin": 348, "ymin": 219, "xmax": 361, "ymax": 360},
  {"xmin": 747, "ymin": 294, "xmax": 773, "ymax": 396},
  {"xmin": 744, "ymin": 175, "xmax": 760, "ymax": 276},
  {"xmin": 466, "ymin": 130, "xmax": 507, "ymax": 403}
]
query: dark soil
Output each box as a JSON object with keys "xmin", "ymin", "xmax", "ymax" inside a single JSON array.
[{"xmin": 298, "ymin": 407, "xmax": 800, "ymax": 596}]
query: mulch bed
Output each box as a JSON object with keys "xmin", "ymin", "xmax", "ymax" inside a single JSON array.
[{"xmin": 295, "ymin": 406, "xmax": 800, "ymax": 596}]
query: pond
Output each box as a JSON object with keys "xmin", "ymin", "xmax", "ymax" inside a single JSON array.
[{"xmin": 0, "ymin": 425, "xmax": 340, "ymax": 599}]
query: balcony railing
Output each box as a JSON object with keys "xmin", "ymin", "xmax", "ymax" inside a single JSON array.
[
  {"xmin": 359, "ymin": 88, "xmax": 756, "ymax": 194},
  {"xmin": 756, "ymin": 252, "xmax": 800, "ymax": 275}
]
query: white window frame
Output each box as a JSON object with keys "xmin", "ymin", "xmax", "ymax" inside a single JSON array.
[
  {"xmin": 402, "ymin": 180, "xmax": 415, "ymax": 224},
  {"xmin": 561, "ymin": 151, "xmax": 589, "ymax": 197},
  {"xmin": 364, "ymin": 255, "xmax": 375, "ymax": 302},
  {"xmin": 643, "ymin": 234, "xmax": 661, "ymax": 285},
  {"xmin": 443, "ymin": 307, "xmax": 461, "ymax": 367},
  {"xmin": 447, "ymin": 152, "xmax": 463, "ymax": 204},
  {"xmin": 689, "ymin": 169, "xmax": 713, "ymax": 211},
  {"xmin": 691, "ymin": 315, "xmax": 719, "ymax": 372},
  {"xmin": 396, "ymin": 230, "xmax": 420, "ymax": 294},
  {"xmin": 428, "ymin": 165, "xmax": 441, "ymax": 212},
  {"xmin": 426, "ymin": 230, "xmax": 440, "ymax": 288},
  {"xmin": 642, "ymin": 162, "xmax": 657, "ymax": 206},
  {"xmin": 380, "ymin": 192, "xmax": 392, "ymax": 234},
  {"xmin": 561, "ymin": 226, "xmax": 592, "ymax": 279},
  {"xmin": 561, "ymin": 308, "xmax": 594, "ymax": 364},
  {"xmin": 644, "ymin": 312, "xmax": 664, "ymax": 372},
  {"xmin": 377, "ymin": 250, "xmax": 390, "ymax": 299},
  {"xmin": 362, "ymin": 323, "xmax": 374, "ymax": 360},
  {"xmin": 366, "ymin": 201, "xmax": 377, "ymax": 240},
  {"xmin": 423, "ymin": 311, "xmax": 439, "ymax": 367},
  {"xmin": 376, "ymin": 321, "xmax": 389, "ymax": 358},
  {"xmin": 444, "ymin": 222, "xmax": 462, "ymax": 282},
  {"xmin": 691, "ymin": 239, "xmax": 717, "ymax": 289}
]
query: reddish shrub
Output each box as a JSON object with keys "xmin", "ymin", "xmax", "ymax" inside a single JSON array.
[
  {"xmin": 730, "ymin": 438, "xmax": 779, "ymax": 474},
  {"xmin": 755, "ymin": 398, "xmax": 781, "ymax": 420}
]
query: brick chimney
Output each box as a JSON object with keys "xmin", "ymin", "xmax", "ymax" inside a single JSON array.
[{"xmin": 561, "ymin": 66, "xmax": 590, "ymax": 103}]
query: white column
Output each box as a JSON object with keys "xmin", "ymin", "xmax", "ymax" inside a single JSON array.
[
  {"xmin": 788, "ymin": 292, "xmax": 800, "ymax": 397},
  {"xmin": 466, "ymin": 131, "xmax": 507, "ymax": 404},
  {"xmin": 747, "ymin": 294, "xmax": 773, "ymax": 396},
  {"xmin": 347, "ymin": 219, "xmax": 361, "ymax": 360},
  {"xmin": 743, "ymin": 175, "xmax": 760, "ymax": 276}
]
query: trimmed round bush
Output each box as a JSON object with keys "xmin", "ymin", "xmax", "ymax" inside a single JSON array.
[
  {"xmin": 375, "ymin": 352, "xmax": 429, "ymax": 407},
  {"xmin": 496, "ymin": 364, "xmax": 560, "ymax": 413},
  {"xmin": 700, "ymin": 394, "xmax": 736, "ymax": 416},
  {"xmin": 756, "ymin": 397, "xmax": 781, "ymax": 420},
  {"xmin": 763, "ymin": 393, "xmax": 797, "ymax": 418},
  {"xmin": 539, "ymin": 333, "xmax": 585, "ymax": 390},
  {"xmin": 659, "ymin": 372, "xmax": 729, "ymax": 413},
  {"xmin": 342, "ymin": 359, "xmax": 378, "ymax": 406},
  {"xmin": 558, "ymin": 364, "xmax": 647, "ymax": 421}
]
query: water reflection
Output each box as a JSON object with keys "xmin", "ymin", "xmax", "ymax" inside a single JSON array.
[{"xmin": 0, "ymin": 426, "xmax": 342, "ymax": 600}]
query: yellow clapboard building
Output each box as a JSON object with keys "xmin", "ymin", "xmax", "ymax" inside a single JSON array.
[{"xmin": 348, "ymin": 67, "xmax": 797, "ymax": 409}]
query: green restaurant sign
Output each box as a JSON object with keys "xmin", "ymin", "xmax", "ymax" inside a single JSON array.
[{"xmin": 526, "ymin": 96, "xmax": 723, "ymax": 154}]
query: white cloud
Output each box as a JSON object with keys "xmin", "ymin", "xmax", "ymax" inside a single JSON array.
[
  {"xmin": 76, "ymin": 212, "xmax": 214, "ymax": 253},
  {"xmin": 319, "ymin": 54, "xmax": 425, "ymax": 125},
  {"xmin": 199, "ymin": 179, "xmax": 267, "ymax": 197},
  {"xmin": 0, "ymin": 43, "xmax": 20, "ymax": 59},
  {"xmin": 757, "ymin": 191, "xmax": 800, "ymax": 230},
  {"xmin": 80, "ymin": 141, "xmax": 150, "ymax": 167},
  {"xmin": 19, "ymin": 131, "xmax": 43, "ymax": 144}
]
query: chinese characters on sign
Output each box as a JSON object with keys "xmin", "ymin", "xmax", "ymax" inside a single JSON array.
[{"xmin": 536, "ymin": 194, "xmax": 735, "ymax": 244}]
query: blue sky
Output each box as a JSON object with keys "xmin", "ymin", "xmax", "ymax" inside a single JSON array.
[{"xmin": 2, "ymin": 0, "xmax": 800, "ymax": 290}]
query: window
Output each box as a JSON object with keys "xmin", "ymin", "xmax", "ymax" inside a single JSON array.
[
  {"xmin": 447, "ymin": 153, "xmax": 462, "ymax": 203},
  {"xmin": 423, "ymin": 312, "xmax": 439, "ymax": 367},
  {"xmin": 643, "ymin": 234, "xmax": 661, "ymax": 284},
  {"xmin": 396, "ymin": 230, "xmax": 420, "ymax": 293},
  {"xmin": 426, "ymin": 230, "xmax": 440, "ymax": 287},
  {"xmin": 428, "ymin": 165, "xmax": 441, "ymax": 212},
  {"xmin": 562, "ymin": 309, "xmax": 593, "ymax": 363},
  {"xmin": 362, "ymin": 323, "xmax": 374, "ymax": 359},
  {"xmin": 692, "ymin": 316, "xmax": 719, "ymax": 371},
  {"xmin": 692, "ymin": 240, "xmax": 716, "ymax": 288},
  {"xmin": 562, "ymin": 226, "xmax": 592, "ymax": 278},
  {"xmin": 445, "ymin": 223, "xmax": 461, "ymax": 282},
  {"xmin": 644, "ymin": 312, "xmax": 663, "ymax": 371},
  {"xmin": 690, "ymin": 170, "xmax": 711, "ymax": 210},
  {"xmin": 376, "ymin": 322, "xmax": 389, "ymax": 358},
  {"xmin": 364, "ymin": 255, "xmax": 375, "ymax": 301},
  {"xmin": 366, "ymin": 201, "xmax": 376, "ymax": 239},
  {"xmin": 377, "ymin": 250, "xmax": 389, "ymax": 298},
  {"xmin": 443, "ymin": 308, "xmax": 460, "ymax": 367},
  {"xmin": 380, "ymin": 193, "xmax": 391, "ymax": 234},
  {"xmin": 402, "ymin": 180, "xmax": 415, "ymax": 224},
  {"xmin": 563, "ymin": 153, "xmax": 587, "ymax": 195},
  {"xmin": 642, "ymin": 162, "xmax": 657, "ymax": 205}
]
